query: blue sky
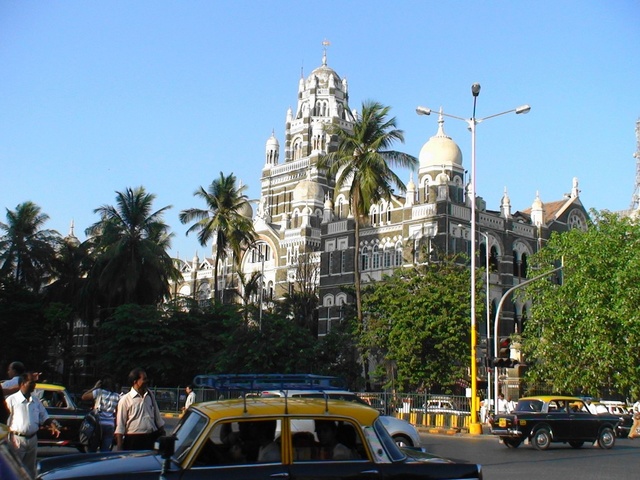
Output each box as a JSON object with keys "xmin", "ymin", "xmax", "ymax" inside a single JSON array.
[{"xmin": 1, "ymin": 1, "xmax": 639, "ymax": 259}]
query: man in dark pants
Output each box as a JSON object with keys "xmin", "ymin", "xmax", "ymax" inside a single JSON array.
[
  {"xmin": 115, "ymin": 368, "xmax": 165, "ymax": 450},
  {"xmin": 6, "ymin": 372, "xmax": 61, "ymax": 476}
]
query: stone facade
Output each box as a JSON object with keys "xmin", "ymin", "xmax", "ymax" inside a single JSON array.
[{"xmin": 171, "ymin": 51, "xmax": 589, "ymax": 347}]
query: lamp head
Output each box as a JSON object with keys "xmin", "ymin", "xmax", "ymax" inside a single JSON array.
[
  {"xmin": 471, "ymin": 83, "xmax": 481, "ymax": 97},
  {"xmin": 415, "ymin": 106, "xmax": 431, "ymax": 116},
  {"xmin": 515, "ymin": 104, "xmax": 531, "ymax": 115}
]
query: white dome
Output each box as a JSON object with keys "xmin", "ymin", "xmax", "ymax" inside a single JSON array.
[
  {"xmin": 293, "ymin": 177, "xmax": 324, "ymax": 203},
  {"xmin": 238, "ymin": 201, "xmax": 253, "ymax": 219},
  {"xmin": 419, "ymin": 116, "xmax": 462, "ymax": 169},
  {"xmin": 266, "ymin": 132, "xmax": 279, "ymax": 150}
]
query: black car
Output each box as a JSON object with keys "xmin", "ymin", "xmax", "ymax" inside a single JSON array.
[
  {"xmin": 37, "ymin": 397, "xmax": 482, "ymax": 479},
  {"xmin": 490, "ymin": 395, "xmax": 620, "ymax": 450}
]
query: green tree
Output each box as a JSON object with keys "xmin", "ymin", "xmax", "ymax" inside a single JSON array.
[
  {"xmin": 97, "ymin": 301, "xmax": 237, "ymax": 386},
  {"xmin": 360, "ymin": 253, "xmax": 473, "ymax": 392},
  {"xmin": 45, "ymin": 236, "xmax": 95, "ymax": 317},
  {"xmin": 0, "ymin": 278, "xmax": 49, "ymax": 372},
  {"xmin": 0, "ymin": 201, "xmax": 60, "ymax": 291},
  {"xmin": 179, "ymin": 172, "xmax": 256, "ymax": 302},
  {"xmin": 85, "ymin": 187, "xmax": 180, "ymax": 308},
  {"xmin": 320, "ymin": 101, "xmax": 417, "ymax": 385},
  {"xmin": 520, "ymin": 211, "xmax": 640, "ymax": 399}
]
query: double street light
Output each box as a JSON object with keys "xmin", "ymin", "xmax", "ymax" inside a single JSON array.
[{"xmin": 417, "ymin": 85, "xmax": 530, "ymax": 435}]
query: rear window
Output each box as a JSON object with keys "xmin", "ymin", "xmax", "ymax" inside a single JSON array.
[{"xmin": 516, "ymin": 400, "xmax": 543, "ymax": 412}]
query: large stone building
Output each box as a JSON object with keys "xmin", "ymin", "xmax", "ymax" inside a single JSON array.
[{"xmin": 172, "ymin": 50, "xmax": 589, "ymax": 349}]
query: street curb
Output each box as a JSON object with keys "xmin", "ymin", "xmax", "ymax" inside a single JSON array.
[
  {"xmin": 162, "ymin": 412, "xmax": 182, "ymax": 418},
  {"xmin": 417, "ymin": 425, "xmax": 492, "ymax": 436}
]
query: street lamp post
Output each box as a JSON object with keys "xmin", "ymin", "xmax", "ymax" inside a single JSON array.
[{"xmin": 417, "ymin": 86, "xmax": 529, "ymax": 435}]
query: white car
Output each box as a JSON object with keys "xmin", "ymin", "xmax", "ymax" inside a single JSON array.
[{"xmin": 261, "ymin": 389, "xmax": 421, "ymax": 447}]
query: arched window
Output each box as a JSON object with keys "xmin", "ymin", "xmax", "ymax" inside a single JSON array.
[
  {"xmin": 361, "ymin": 246, "xmax": 369, "ymax": 271},
  {"xmin": 395, "ymin": 241, "xmax": 403, "ymax": 266},
  {"xmin": 323, "ymin": 295, "xmax": 334, "ymax": 307},
  {"xmin": 372, "ymin": 245, "xmax": 380, "ymax": 269},
  {"xmin": 489, "ymin": 246, "xmax": 499, "ymax": 272},
  {"xmin": 480, "ymin": 243, "xmax": 488, "ymax": 269},
  {"xmin": 383, "ymin": 245, "xmax": 392, "ymax": 268},
  {"xmin": 521, "ymin": 253, "xmax": 528, "ymax": 278}
]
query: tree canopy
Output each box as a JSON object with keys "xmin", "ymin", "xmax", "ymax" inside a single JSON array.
[
  {"xmin": 0, "ymin": 201, "xmax": 60, "ymax": 290},
  {"xmin": 85, "ymin": 186, "xmax": 180, "ymax": 308},
  {"xmin": 520, "ymin": 210, "xmax": 640, "ymax": 399},
  {"xmin": 359, "ymin": 253, "xmax": 475, "ymax": 393},
  {"xmin": 179, "ymin": 172, "xmax": 256, "ymax": 302}
]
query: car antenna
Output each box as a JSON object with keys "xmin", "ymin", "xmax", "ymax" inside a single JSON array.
[
  {"xmin": 323, "ymin": 390, "xmax": 329, "ymax": 414},
  {"xmin": 282, "ymin": 389, "xmax": 289, "ymax": 414},
  {"xmin": 242, "ymin": 391, "xmax": 248, "ymax": 414}
]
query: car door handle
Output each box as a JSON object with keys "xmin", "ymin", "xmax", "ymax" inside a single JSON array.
[
  {"xmin": 270, "ymin": 473, "xmax": 289, "ymax": 478},
  {"xmin": 360, "ymin": 470, "xmax": 380, "ymax": 475}
]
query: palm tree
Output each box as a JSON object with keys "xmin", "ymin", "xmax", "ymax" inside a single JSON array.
[
  {"xmin": 85, "ymin": 186, "xmax": 180, "ymax": 308},
  {"xmin": 179, "ymin": 172, "xmax": 256, "ymax": 302},
  {"xmin": 0, "ymin": 201, "xmax": 60, "ymax": 291},
  {"xmin": 320, "ymin": 101, "xmax": 417, "ymax": 383}
]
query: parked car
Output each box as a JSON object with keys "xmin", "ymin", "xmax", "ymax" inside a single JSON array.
[
  {"xmin": 599, "ymin": 400, "xmax": 633, "ymax": 438},
  {"xmin": 33, "ymin": 383, "xmax": 88, "ymax": 451},
  {"xmin": 261, "ymin": 389, "xmax": 421, "ymax": 447},
  {"xmin": 423, "ymin": 398, "xmax": 467, "ymax": 415},
  {"xmin": 37, "ymin": 396, "xmax": 482, "ymax": 479},
  {"xmin": 490, "ymin": 395, "xmax": 620, "ymax": 450},
  {"xmin": 0, "ymin": 424, "xmax": 32, "ymax": 480}
]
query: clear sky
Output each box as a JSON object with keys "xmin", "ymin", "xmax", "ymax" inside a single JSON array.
[{"xmin": 1, "ymin": 1, "xmax": 639, "ymax": 259}]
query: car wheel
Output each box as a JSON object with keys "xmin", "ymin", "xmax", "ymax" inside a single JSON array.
[
  {"xmin": 597, "ymin": 427, "xmax": 615, "ymax": 449},
  {"xmin": 393, "ymin": 434, "xmax": 413, "ymax": 447},
  {"xmin": 531, "ymin": 428, "xmax": 552, "ymax": 450},
  {"xmin": 503, "ymin": 438, "xmax": 522, "ymax": 448},
  {"xmin": 569, "ymin": 441, "xmax": 584, "ymax": 448}
]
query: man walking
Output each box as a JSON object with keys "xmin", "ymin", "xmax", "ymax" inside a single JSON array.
[
  {"xmin": 6, "ymin": 372, "xmax": 60, "ymax": 477},
  {"xmin": 115, "ymin": 368, "xmax": 165, "ymax": 450},
  {"xmin": 183, "ymin": 384, "xmax": 196, "ymax": 412}
]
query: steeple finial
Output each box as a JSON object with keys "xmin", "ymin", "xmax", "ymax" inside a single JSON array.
[{"xmin": 322, "ymin": 39, "xmax": 330, "ymax": 66}]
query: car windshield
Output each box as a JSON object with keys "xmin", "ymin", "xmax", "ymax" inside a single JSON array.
[
  {"xmin": 173, "ymin": 410, "xmax": 209, "ymax": 462},
  {"xmin": 372, "ymin": 418, "xmax": 404, "ymax": 462},
  {"xmin": 516, "ymin": 400, "xmax": 543, "ymax": 412}
]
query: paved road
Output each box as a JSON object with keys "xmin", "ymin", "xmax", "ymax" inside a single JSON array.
[{"xmin": 421, "ymin": 431, "xmax": 640, "ymax": 480}]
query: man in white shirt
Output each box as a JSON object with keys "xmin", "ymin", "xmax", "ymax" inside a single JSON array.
[
  {"xmin": 115, "ymin": 368, "xmax": 165, "ymax": 451},
  {"xmin": 183, "ymin": 384, "xmax": 196, "ymax": 412},
  {"xmin": 6, "ymin": 372, "xmax": 60, "ymax": 477},
  {"xmin": 496, "ymin": 393, "xmax": 508, "ymax": 414},
  {"xmin": 1, "ymin": 361, "xmax": 25, "ymax": 396}
]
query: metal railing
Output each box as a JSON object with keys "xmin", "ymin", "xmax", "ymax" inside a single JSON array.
[{"xmin": 151, "ymin": 388, "xmax": 475, "ymax": 429}]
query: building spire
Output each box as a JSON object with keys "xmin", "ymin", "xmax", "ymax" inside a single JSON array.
[{"xmin": 322, "ymin": 39, "xmax": 330, "ymax": 66}]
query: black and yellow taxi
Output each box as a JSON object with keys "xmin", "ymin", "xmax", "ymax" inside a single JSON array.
[
  {"xmin": 37, "ymin": 396, "xmax": 482, "ymax": 479},
  {"xmin": 34, "ymin": 384, "xmax": 88, "ymax": 452},
  {"xmin": 490, "ymin": 395, "xmax": 620, "ymax": 450}
]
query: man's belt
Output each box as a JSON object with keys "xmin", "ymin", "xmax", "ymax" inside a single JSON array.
[{"xmin": 11, "ymin": 431, "xmax": 37, "ymax": 439}]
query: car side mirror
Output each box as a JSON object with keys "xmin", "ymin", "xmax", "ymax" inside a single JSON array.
[{"xmin": 155, "ymin": 435, "xmax": 176, "ymax": 459}]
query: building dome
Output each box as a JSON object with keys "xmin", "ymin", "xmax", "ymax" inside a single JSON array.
[
  {"xmin": 266, "ymin": 132, "xmax": 279, "ymax": 150},
  {"xmin": 238, "ymin": 200, "xmax": 253, "ymax": 219},
  {"xmin": 419, "ymin": 113, "xmax": 462, "ymax": 169},
  {"xmin": 293, "ymin": 172, "xmax": 325, "ymax": 204}
]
